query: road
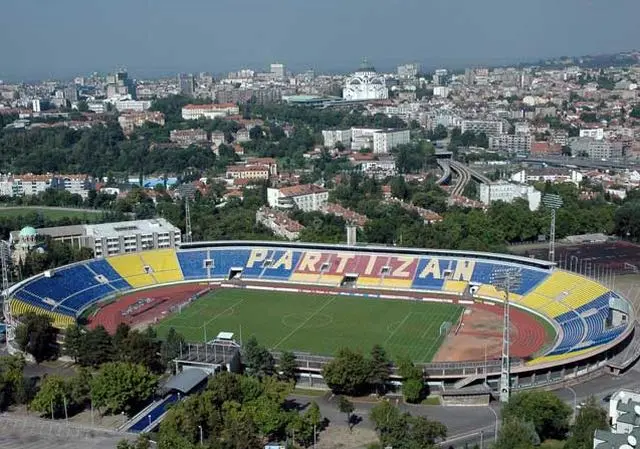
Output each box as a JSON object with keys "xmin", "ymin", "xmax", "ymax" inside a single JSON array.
[{"xmin": 291, "ymin": 364, "xmax": 640, "ymax": 448}]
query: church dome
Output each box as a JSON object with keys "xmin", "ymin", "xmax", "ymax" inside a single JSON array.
[{"xmin": 19, "ymin": 226, "xmax": 37, "ymax": 238}]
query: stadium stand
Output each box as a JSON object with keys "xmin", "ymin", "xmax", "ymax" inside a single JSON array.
[
  {"xmin": 108, "ymin": 254, "xmax": 156, "ymax": 288},
  {"xmin": 140, "ymin": 249, "xmax": 184, "ymax": 284},
  {"xmin": 5, "ymin": 245, "xmax": 631, "ymax": 365}
]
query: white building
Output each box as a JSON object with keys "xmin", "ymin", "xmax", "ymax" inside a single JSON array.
[
  {"xmin": 461, "ymin": 120, "xmax": 504, "ymax": 137},
  {"xmin": 113, "ymin": 99, "xmax": 152, "ymax": 112},
  {"xmin": 32, "ymin": 99, "xmax": 41, "ymax": 113},
  {"xmin": 256, "ymin": 207, "xmax": 303, "ymax": 241},
  {"xmin": 270, "ymin": 63, "xmax": 285, "ymax": 80},
  {"xmin": 433, "ymin": 86, "xmax": 450, "ymax": 98},
  {"xmin": 479, "ymin": 182, "xmax": 541, "ymax": 211},
  {"xmin": 570, "ymin": 137, "xmax": 623, "ymax": 159},
  {"xmin": 9, "ymin": 218, "xmax": 181, "ymax": 257},
  {"xmin": 351, "ymin": 128, "xmax": 380, "ymax": 151},
  {"xmin": 594, "ymin": 390, "xmax": 640, "ymax": 449},
  {"xmin": 267, "ymin": 184, "xmax": 328, "ymax": 212},
  {"xmin": 489, "ymin": 134, "xmax": 532, "ymax": 154},
  {"xmin": 510, "ymin": 169, "xmax": 583, "ymax": 185},
  {"xmin": 322, "ymin": 129, "xmax": 353, "ymax": 148},
  {"xmin": 343, "ymin": 63, "xmax": 388, "ymax": 101},
  {"xmin": 373, "ymin": 129, "xmax": 410, "ymax": 154},
  {"xmin": 181, "ymin": 103, "xmax": 240, "ymax": 120},
  {"xmin": 0, "ymin": 173, "xmax": 93, "ymax": 199},
  {"xmin": 580, "ymin": 128, "xmax": 605, "ymax": 140}
]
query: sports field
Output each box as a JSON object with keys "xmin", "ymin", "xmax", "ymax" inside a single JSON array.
[{"xmin": 154, "ymin": 288, "xmax": 463, "ymax": 363}]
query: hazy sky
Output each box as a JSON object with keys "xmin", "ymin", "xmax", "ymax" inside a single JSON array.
[{"xmin": 1, "ymin": 0, "xmax": 639, "ymax": 81}]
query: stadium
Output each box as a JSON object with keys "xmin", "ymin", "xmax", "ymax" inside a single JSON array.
[{"xmin": 3, "ymin": 241, "xmax": 640, "ymax": 393}]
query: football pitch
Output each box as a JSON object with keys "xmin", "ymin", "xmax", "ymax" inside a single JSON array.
[{"xmin": 154, "ymin": 288, "xmax": 464, "ymax": 363}]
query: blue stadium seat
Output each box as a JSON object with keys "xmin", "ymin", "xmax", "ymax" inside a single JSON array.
[
  {"xmin": 177, "ymin": 250, "xmax": 210, "ymax": 280},
  {"xmin": 550, "ymin": 317, "xmax": 585, "ymax": 355},
  {"xmin": 471, "ymin": 262, "xmax": 548, "ymax": 295},
  {"xmin": 209, "ymin": 249, "xmax": 252, "ymax": 278},
  {"xmin": 256, "ymin": 250, "xmax": 301, "ymax": 280},
  {"xmin": 25, "ymin": 265, "xmax": 102, "ymax": 302}
]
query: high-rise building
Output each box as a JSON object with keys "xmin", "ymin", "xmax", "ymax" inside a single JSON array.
[
  {"xmin": 178, "ymin": 73, "xmax": 195, "ymax": 96},
  {"xmin": 397, "ymin": 63, "xmax": 420, "ymax": 78},
  {"xmin": 270, "ymin": 63, "xmax": 285, "ymax": 80},
  {"xmin": 32, "ymin": 99, "xmax": 41, "ymax": 113},
  {"xmin": 106, "ymin": 70, "xmax": 136, "ymax": 99}
]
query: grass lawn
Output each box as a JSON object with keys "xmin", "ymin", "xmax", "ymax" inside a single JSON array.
[
  {"xmin": 0, "ymin": 207, "xmax": 105, "ymax": 221},
  {"xmin": 154, "ymin": 288, "xmax": 463, "ymax": 363}
]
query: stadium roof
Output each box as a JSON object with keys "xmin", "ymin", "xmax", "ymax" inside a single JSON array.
[{"xmin": 163, "ymin": 368, "xmax": 209, "ymax": 394}]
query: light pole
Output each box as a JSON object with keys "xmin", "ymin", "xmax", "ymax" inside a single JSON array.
[
  {"xmin": 488, "ymin": 406, "xmax": 499, "ymax": 441},
  {"xmin": 198, "ymin": 425, "xmax": 204, "ymax": 446},
  {"xmin": 543, "ymin": 194, "xmax": 563, "ymax": 263},
  {"xmin": 567, "ymin": 386, "xmax": 577, "ymax": 422},
  {"xmin": 490, "ymin": 268, "xmax": 522, "ymax": 403}
]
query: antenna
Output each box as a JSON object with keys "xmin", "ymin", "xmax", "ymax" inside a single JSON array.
[
  {"xmin": 185, "ymin": 199, "xmax": 192, "ymax": 243},
  {"xmin": 491, "ymin": 267, "xmax": 522, "ymax": 403},
  {"xmin": 0, "ymin": 240, "xmax": 10, "ymax": 294}
]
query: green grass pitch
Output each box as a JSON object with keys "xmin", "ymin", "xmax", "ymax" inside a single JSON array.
[{"xmin": 154, "ymin": 288, "xmax": 464, "ymax": 363}]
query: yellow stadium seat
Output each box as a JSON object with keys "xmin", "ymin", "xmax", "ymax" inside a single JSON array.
[
  {"xmin": 527, "ymin": 347, "xmax": 595, "ymax": 365},
  {"xmin": 140, "ymin": 249, "xmax": 183, "ymax": 284},
  {"xmin": 380, "ymin": 278, "xmax": 413, "ymax": 289},
  {"xmin": 444, "ymin": 280, "xmax": 467, "ymax": 294},
  {"xmin": 107, "ymin": 253, "xmax": 156, "ymax": 288},
  {"xmin": 539, "ymin": 301, "xmax": 572, "ymax": 318},
  {"xmin": 9, "ymin": 299, "xmax": 74, "ymax": 329}
]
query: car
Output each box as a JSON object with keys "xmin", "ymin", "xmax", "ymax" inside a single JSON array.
[{"xmin": 602, "ymin": 394, "xmax": 612, "ymax": 403}]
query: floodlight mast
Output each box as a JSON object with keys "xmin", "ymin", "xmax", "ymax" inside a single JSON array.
[
  {"xmin": 542, "ymin": 194, "xmax": 563, "ymax": 263},
  {"xmin": 491, "ymin": 268, "xmax": 522, "ymax": 403}
]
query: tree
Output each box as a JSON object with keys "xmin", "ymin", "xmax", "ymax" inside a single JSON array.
[
  {"xmin": 337, "ymin": 395, "xmax": 355, "ymax": 431},
  {"xmin": 322, "ymin": 348, "xmax": 372, "ymax": 396},
  {"xmin": 369, "ymin": 345, "xmax": 391, "ymax": 395},
  {"xmin": 162, "ymin": 327, "xmax": 186, "ymax": 366},
  {"xmin": 30, "ymin": 374, "xmax": 70, "ymax": 419},
  {"xmin": 14, "ymin": 313, "xmax": 58, "ymax": 363},
  {"xmin": 370, "ymin": 401, "xmax": 446, "ymax": 449},
  {"xmin": 79, "ymin": 325, "xmax": 113, "ymax": 367},
  {"xmin": 278, "ymin": 351, "xmax": 298, "ymax": 382},
  {"xmin": 502, "ymin": 391, "xmax": 571, "ymax": 441},
  {"xmin": 63, "ymin": 324, "xmax": 84, "ymax": 362},
  {"xmin": 243, "ymin": 336, "xmax": 275, "ymax": 378},
  {"xmin": 565, "ymin": 396, "xmax": 609, "ymax": 449},
  {"xmin": 397, "ymin": 357, "xmax": 425, "ymax": 403},
  {"xmin": 494, "ymin": 418, "xmax": 540, "ymax": 449},
  {"xmin": 0, "ymin": 355, "xmax": 26, "ymax": 410},
  {"xmin": 119, "ymin": 329, "xmax": 164, "ymax": 374},
  {"xmin": 630, "ymin": 106, "xmax": 640, "ymax": 119},
  {"xmin": 91, "ymin": 362, "xmax": 157, "ymax": 415}
]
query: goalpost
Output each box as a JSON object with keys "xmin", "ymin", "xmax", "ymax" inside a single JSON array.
[{"xmin": 439, "ymin": 321, "xmax": 452, "ymax": 336}]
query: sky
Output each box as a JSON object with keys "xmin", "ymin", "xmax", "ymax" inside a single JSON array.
[{"xmin": 1, "ymin": 0, "xmax": 640, "ymax": 81}]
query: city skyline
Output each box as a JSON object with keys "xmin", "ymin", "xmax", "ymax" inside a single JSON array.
[{"xmin": 2, "ymin": 0, "xmax": 640, "ymax": 81}]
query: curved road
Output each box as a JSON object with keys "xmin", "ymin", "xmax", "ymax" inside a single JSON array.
[{"xmin": 292, "ymin": 364, "xmax": 640, "ymax": 448}]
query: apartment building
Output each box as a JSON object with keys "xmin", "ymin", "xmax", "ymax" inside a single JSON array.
[
  {"xmin": 488, "ymin": 133, "xmax": 532, "ymax": 154},
  {"xmin": 181, "ymin": 103, "xmax": 240, "ymax": 120},
  {"xmin": 461, "ymin": 119, "xmax": 504, "ymax": 137},
  {"xmin": 0, "ymin": 173, "xmax": 93, "ymax": 198},
  {"xmin": 570, "ymin": 137, "xmax": 624, "ymax": 159},
  {"xmin": 169, "ymin": 129, "xmax": 208, "ymax": 147},
  {"xmin": 479, "ymin": 182, "xmax": 541, "ymax": 211},
  {"xmin": 225, "ymin": 165, "xmax": 270, "ymax": 181},
  {"xmin": 118, "ymin": 111, "xmax": 165, "ymax": 135},
  {"xmin": 267, "ymin": 184, "xmax": 329, "ymax": 212},
  {"xmin": 579, "ymin": 127, "xmax": 605, "ymax": 140},
  {"xmin": 373, "ymin": 129, "xmax": 410, "ymax": 154},
  {"xmin": 113, "ymin": 99, "xmax": 152, "ymax": 112},
  {"xmin": 322, "ymin": 129, "xmax": 352, "ymax": 148}
]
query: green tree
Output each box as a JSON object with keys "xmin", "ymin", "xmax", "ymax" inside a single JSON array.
[
  {"xmin": 63, "ymin": 324, "xmax": 84, "ymax": 362},
  {"xmin": 162, "ymin": 327, "xmax": 186, "ymax": 366},
  {"xmin": 30, "ymin": 374, "xmax": 71, "ymax": 419},
  {"xmin": 322, "ymin": 348, "xmax": 372, "ymax": 396},
  {"xmin": 630, "ymin": 106, "xmax": 640, "ymax": 119},
  {"xmin": 278, "ymin": 351, "xmax": 298, "ymax": 382},
  {"xmin": 370, "ymin": 401, "xmax": 446, "ymax": 449},
  {"xmin": 79, "ymin": 325, "xmax": 113, "ymax": 367},
  {"xmin": 14, "ymin": 313, "xmax": 58, "ymax": 363},
  {"xmin": 565, "ymin": 397, "xmax": 609, "ymax": 449},
  {"xmin": 243, "ymin": 336, "xmax": 275, "ymax": 378},
  {"xmin": 0, "ymin": 355, "xmax": 27, "ymax": 409},
  {"xmin": 119, "ymin": 329, "xmax": 164, "ymax": 374},
  {"xmin": 397, "ymin": 357, "xmax": 425, "ymax": 403},
  {"xmin": 494, "ymin": 418, "xmax": 540, "ymax": 449},
  {"xmin": 91, "ymin": 362, "xmax": 157, "ymax": 415},
  {"xmin": 338, "ymin": 395, "xmax": 355, "ymax": 431},
  {"xmin": 502, "ymin": 391, "xmax": 571, "ymax": 441},
  {"xmin": 369, "ymin": 345, "xmax": 391, "ymax": 395}
]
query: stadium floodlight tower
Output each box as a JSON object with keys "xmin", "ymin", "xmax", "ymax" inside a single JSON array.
[
  {"xmin": 185, "ymin": 198, "xmax": 192, "ymax": 243},
  {"xmin": 490, "ymin": 267, "xmax": 522, "ymax": 403},
  {"xmin": 542, "ymin": 194, "xmax": 563, "ymax": 263}
]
